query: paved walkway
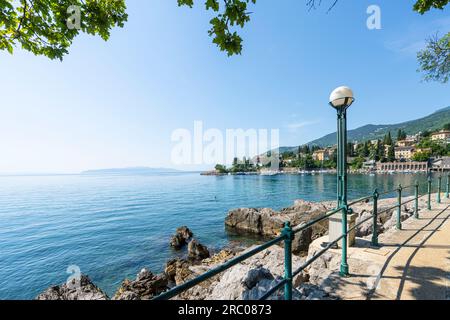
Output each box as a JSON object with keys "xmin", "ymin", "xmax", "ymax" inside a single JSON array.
[
  {"xmin": 311, "ymin": 194, "xmax": 450, "ymax": 300},
  {"xmin": 371, "ymin": 197, "xmax": 450, "ymax": 300}
]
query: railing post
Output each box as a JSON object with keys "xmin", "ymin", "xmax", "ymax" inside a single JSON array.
[
  {"xmin": 282, "ymin": 222, "xmax": 293, "ymax": 301},
  {"xmin": 437, "ymin": 175, "xmax": 442, "ymax": 204},
  {"xmin": 414, "ymin": 181, "xmax": 419, "ymax": 219},
  {"xmin": 428, "ymin": 177, "xmax": 432, "ymax": 210},
  {"xmin": 340, "ymin": 206, "xmax": 349, "ymax": 277},
  {"xmin": 446, "ymin": 174, "xmax": 449, "ymax": 199},
  {"xmin": 371, "ymin": 189, "xmax": 379, "ymax": 247},
  {"xmin": 396, "ymin": 184, "xmax": 402, "ymax": 230}
]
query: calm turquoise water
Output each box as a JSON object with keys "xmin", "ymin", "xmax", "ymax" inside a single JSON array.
[{"xmin": 0, "ymin": 172, "xmax": 432, "ymax": 300}]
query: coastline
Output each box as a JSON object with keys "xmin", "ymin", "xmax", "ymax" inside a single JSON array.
[
  {"xmin": 200, "ymin": 168, "xmax": 428, "ymax": 176},
  {"xmin": 36, "ymin": 193, "xmax": 415, "ymax": 300}
]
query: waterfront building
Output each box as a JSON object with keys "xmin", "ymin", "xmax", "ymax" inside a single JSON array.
[
  {"xmin": 431, "ymin": 157, "xmax": 450, "ymax": 172},
  {"xmin": 377, "ymin": 161, "xmax": 428, "ymax": 172},
  {"xmin": 394, "ymin": 146, "xmax": 415, "ymax": 160},
  {"xmin": 363, "ymin": 160, "xmax": 376, "ymax": 171}
]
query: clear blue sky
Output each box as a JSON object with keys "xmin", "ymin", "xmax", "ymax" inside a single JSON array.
[{"xmin": 0, "ymin": 0, "xmax": 449, "ymax": 173}]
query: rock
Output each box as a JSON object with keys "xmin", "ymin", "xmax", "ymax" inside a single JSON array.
[
  {"xmin": 162, "ymin": 246, "xmax": 304, "ymax": 300},
  {"xmin": 188, "ymin": 239, "xmax": 210, "ymax": 260},
  {"xmin": 164, "ymin": 258, "xmax": 195, "ymax": 285},
  {"xmin": 243, "ymin": 267, "xmax": 274, "ymax": 289},
  {"xmin": 292, "ymin": 226, "xmax": 314, "ymax": 255},
  {"xmin": 36, "ymin": 275, "xmax": 108, "ymax": 300},
  {"xmin": 297, "ymin": 283, "xmax": 336, "ymax": 300},
  {"xmin": 175, "ymin": 265, "xmax": 196, "ymax": 286},
  {"xmin": 355, "ymin": 211, "xmax": 378, "ymax": 237},
  {"xmin": 170, "ymin": 226, "xmax": 193, "ymax": 249},
  {"xmin": 306, "ymin": 243, "xmax": 341, "ymax": 286},
  {"xmin": 383, "ymin": 210, "xmax": 412, "ymax": 231},
  {"xmin": 293, "ymin": 271, "xmax": 309, "ymax": 287},
  {"xmin": 225, "ymin": 208, "xmax": 280, "ymax": 235},
  {"xmin": 113, "ymin": 268, "xmax": 168, "ymax": 300},
  {"xmin": 207, "ymin": 246, "xmax": 304, "ymax": 300},
  {"xmin": 225, "ymin": 200, "xmax": 334, "ymax": 255},
  {"xmin": 202, "ymin": 249, "xmax": 236, "ymax": 266},
  {"xmin": 209, "ymin": 265, "xmax": 278, "ymax": 300}
]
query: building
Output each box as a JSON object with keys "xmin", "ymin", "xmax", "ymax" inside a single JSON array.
[
  {"xmin": 395, "ymin": 146, "xmax": 415, "ymax": 160},
  {"xmin": 397, "ymin": 138, "xmax": 417, "ymax": 147},
  {"xmin": 363, "ymin": 160, "xmax": 376, "ymax": 171},
  {"xmin": 312, "ymin": 149, "xmax": 330, "ymax": 162},
  {"xmin": 377, "ymin": 161, "xmax": 428, "ymax": 172},
  {"xmin": 431, "ymin": 130, "xmax": 450, "ymax": 142},
  {"xmin": 432, "ymin": 157, "xmax": 450, "ymax": 172}
]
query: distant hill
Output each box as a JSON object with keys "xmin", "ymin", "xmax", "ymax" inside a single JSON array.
[
  {"xmin": 81, "ymin": 167, "xmax": 183, "ymax": 175},
  {"xmin": 282, "ymin": 106, "xmax": 450, "ymax": 151}
]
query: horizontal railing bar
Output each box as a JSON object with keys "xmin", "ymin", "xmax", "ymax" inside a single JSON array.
[
  {"xmin": 376, "ymin": 203, "xmax": 402, "ymax": 216},
  {"xmin": 401, "ymin": 184, "xmax": 416, "ymax": 190},
  {"xmin": 292, "ymin": 234, "xmax": 345, "ymax": 277},
  {"xmin": 258, "ymin": 279, "xmax": 287, "ymax": 300},
  {"xmin": 377, "ymin": 195, "xmax": 422, "ymax": 217},
  {"xmin": 400, "ymin": 197, "xmax": 417, "ymax": 206},
  {"xmin": 348, "ymin": 214, "xmax": 374, "ymax": 233},
  {"xmin": 152, "ymin": 235, "xmax": 285, "ymax": 300},
  {"xmin": 292, "ymin": 207, "xmax": 342, "ymax": 234},
  {"xmin": 153, "ymin": 178, "xmax": 434, "ymax": 301},
  {"xmin": 348, "ymin": 195, "xmax": 373, "ymax": 207},
  {"xmin": 377, "ymin": 189, "xmax": 399, "ymax": 197}
]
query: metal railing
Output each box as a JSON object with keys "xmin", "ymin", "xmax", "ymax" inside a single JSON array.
[{"xmin": 153, "ymin": 175, "xmax": 448, "ymax": 301}]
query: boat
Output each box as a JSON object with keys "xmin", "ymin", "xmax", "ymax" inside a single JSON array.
[{"xmin": 259, "ymin": 170, "xmax": 279, "ymax": 176}]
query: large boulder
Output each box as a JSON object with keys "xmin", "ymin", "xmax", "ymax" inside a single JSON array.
[
  {"xmin": 225, "ymin": 208, "xmax": 281, "ymax": 235},
  {"xmin": 113, "ymin": 268, "xmax": 168, "ymax": 300},
  {"xmin": 383, "ymin": 209, "xmax": 413, "ymax": 231},
  {"xmin": 36, "ymin": 275, "xmax": 108, "ymax": 300},
  {"xmin": 188, "ymin": 239, "xmax": 210, "ymax": 260},
  {"xmin": 225, "ymin": 200, "xmax": 334, "ymax": 255},
  {"xmin": 355, "ymin": 211, "xmax": 378, "ymax": 237},
  {"xmin": 207, "ymin": 246, "xmax": 304, "ymax": 300},
  {"xmin": 208, "ymin": 265, "xmax": 280, "ymax": 300},
  {"xmin": 170, "ymin": 226, "xmax": 193, "ymax": 249}
]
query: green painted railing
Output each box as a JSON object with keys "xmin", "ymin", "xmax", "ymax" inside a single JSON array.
[{"xmin": 153, "ymin": 176, "xmax": 444, "ymax": 301}]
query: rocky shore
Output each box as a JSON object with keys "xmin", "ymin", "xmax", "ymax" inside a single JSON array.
[{"xmin": 37, "ymin": 196, "xmax": 415, "ymax": 300}]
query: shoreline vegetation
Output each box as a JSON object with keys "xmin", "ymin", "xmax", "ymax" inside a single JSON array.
[
  {"xmin": 202, "ymin": 124, "xmax": 450, "ymax": 177},
  {"xmin": 200, "ymin": 169, "xmax": 429, "ymax": 176},
  {"xmin": 36, "ymin": 193, "xmax": 422, "ymax": 300}
]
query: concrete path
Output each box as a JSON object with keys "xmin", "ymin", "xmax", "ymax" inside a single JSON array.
[
  {"xmin": 370, "ymin": 197, "xmax": 450, "ymax": 300},
  {"xmin": 310, "ymin": 194, "xmax": 450, "ymax": 300}
]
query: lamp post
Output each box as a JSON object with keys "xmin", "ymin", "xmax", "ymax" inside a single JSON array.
[{"xmin": 329, "ymin": 86, "xmax": 355, "ymax": 277}]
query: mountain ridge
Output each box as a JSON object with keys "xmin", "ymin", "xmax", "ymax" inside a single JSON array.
[{"xmin": 281, "ymin": 106, "xmax": 450, "ymax": 152}]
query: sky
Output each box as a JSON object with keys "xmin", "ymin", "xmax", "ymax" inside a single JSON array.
[{"xmin": 0, "ymin": 0, "xmax": 449, "ymax": 173}]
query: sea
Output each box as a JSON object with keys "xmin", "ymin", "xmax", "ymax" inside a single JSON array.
[{"xmin": 0, "ymin": 172, "xmax": 432, "ymax": 299}]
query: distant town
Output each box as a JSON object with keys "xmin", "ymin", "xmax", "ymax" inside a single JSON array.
[{"xmin": 205, "ymin": 124, "xmax": 450, "ymax": 176}]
